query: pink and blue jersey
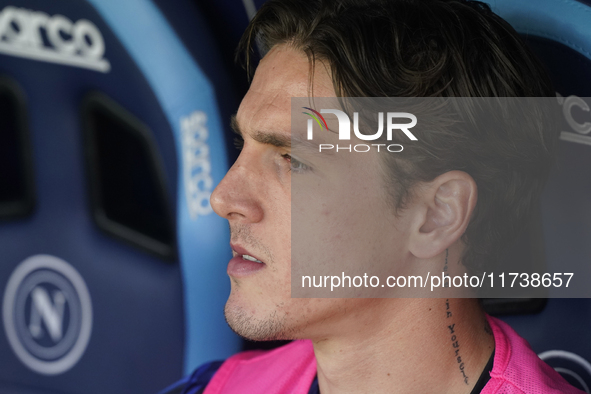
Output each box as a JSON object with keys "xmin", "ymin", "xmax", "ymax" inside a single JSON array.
[{"xmin": 160, "ymin": 316, "xmax": 583, "ymax": 394}]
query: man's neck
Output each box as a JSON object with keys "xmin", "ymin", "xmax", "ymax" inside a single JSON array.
[{"xmin": 312, "ymin": 298, "xmax": 495, "ymax": 394}]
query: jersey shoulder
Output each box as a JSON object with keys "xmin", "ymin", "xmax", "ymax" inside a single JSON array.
[{"xmin": 158, "ymin": 360, "xmax": 224, "ymax": 394}]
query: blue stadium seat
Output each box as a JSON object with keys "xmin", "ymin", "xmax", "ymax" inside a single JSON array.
[
  {"xmin": 0, "ymin": 0, "xmax": 240, "ymax": 393},
  {"xmin": 481, "ymin": 0, "xmax": 591, "ymax": 392}
]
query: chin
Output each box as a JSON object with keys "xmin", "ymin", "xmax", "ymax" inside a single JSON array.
[{"xmin": 224, "ymin": 300, "xmax": 292, "ymax": 341}]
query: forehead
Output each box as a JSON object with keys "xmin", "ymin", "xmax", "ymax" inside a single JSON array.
[{"xmin": 236, "ymin": 45, "xmax": 336, "ymax": 134}]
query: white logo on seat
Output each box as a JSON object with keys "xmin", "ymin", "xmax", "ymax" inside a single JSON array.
[
  {"xmin": 2, "ymin": 255, "xmax": 93, "ymax": 375},
  {"xmin": 539, "ymin": 350, "xmax": 591, "ymax": 394},
  {"xmin": 29, "ymin": 286, "xmax": 66, "ymax": 342},
  {"xmin": 182, "ymin": 111, "xmax": 214, "ymax": 218},
  {"xmin": 558, "ymin": 94, "xmax": 591, "ymax": 147},
  {"xmin": 0, "ymin": 6, "xmax": 110, "ymax": 72}
]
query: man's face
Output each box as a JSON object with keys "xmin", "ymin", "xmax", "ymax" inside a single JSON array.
[{"xmin": 210, "ymin": 45, "xmax": 415, "ymax": 341}]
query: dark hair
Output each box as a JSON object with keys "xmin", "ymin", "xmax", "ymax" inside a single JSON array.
[{"xmin": 238, "ymin": 0, "xmax": 557, "ymax": 272}]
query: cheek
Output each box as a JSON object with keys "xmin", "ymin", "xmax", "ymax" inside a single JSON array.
[
  {"xmin": 292, "ymin": 176, "xmax": 406, "ymax": 292},
  {"xmin": 292, "ymin": 199, "xmax": 372, "ymax": 288}
]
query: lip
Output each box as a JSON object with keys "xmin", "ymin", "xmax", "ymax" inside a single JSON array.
[{"xmin": 227, "ymin": 243, "xmax": 266, "ymax": 278}]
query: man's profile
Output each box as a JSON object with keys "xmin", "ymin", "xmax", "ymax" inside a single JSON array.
[{"xmin": 161, "ymin": 0, "xmax": 583, "ymax": 393}]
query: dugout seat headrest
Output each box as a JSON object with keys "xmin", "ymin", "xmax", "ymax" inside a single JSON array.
[
  {"xmin": 0, "ymin": 0, "xmax": 240, "ymax": 392},
  {"xmin": 481, "ymin": 0, "xmax": 591, "ymax": 392}
]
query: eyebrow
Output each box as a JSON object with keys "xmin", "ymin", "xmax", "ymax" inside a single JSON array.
[{"xmin": 231, "ymin": 114, "xmax": 291, "ymax": 149}]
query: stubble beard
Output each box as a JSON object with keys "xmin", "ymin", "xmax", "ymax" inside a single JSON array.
[
  {"xmin": 225, "ymin": 225, "xmax": 297, "ymax": 341},
  {"xmin": 224, "ymin": 300, "xmax": 296, "ymax": 341}
]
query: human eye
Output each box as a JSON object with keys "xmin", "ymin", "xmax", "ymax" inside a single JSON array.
[{"xmin": 281, "ymin": 154, "xmax": 311, "ymax": 173}]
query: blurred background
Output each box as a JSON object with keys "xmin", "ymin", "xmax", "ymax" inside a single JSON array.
[{"xmin": 0, "ymin": 0, "xmax": 590, "ymax": 393}]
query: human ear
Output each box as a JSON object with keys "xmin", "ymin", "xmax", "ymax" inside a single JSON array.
[{"xmin": 408, "ymin": 171, "xmax": 477, "ymax": 259}]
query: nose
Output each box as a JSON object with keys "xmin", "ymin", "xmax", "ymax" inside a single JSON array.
[{"xmin": 210, "ymin": 154, "xmax": 264, "ymax": 223}]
